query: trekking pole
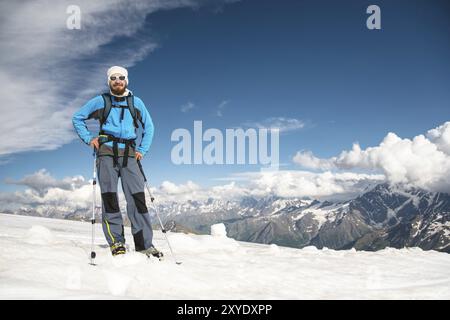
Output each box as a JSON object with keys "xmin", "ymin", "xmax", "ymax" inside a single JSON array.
[
  {"xmin": 90, "ymin": 149, "xmax": 98, "ymax": 265},
  {"xmin": 137, "ymin": 160, "xmax": 182, "ymax": 265}
]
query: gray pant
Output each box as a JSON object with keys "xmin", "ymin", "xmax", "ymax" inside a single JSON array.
[{"xmin": 96, "ymin": 155, "xmax": 153, "ymax": 251}]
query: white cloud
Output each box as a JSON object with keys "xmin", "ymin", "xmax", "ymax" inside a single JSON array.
[
  {"xmin": 426, "ymin": 122, "xmax": 450, "ymax": 155},
  {"xmin": 181, "ymin": 102, "xmax": 196, "ymax": 113},
  {"xmin": 293, "ymin": 121, "xmax": 450, "ymax": 192},
  {"xmin": 226, "ymin": 170, "xmax": 384, "ymax": 200},
  {"xmin": 160, "ymin": 180, "xmax": 201, "ymax": 195},
  {"xmin": 0, "ymin": 167, "xmax": 385, "ymax": 215},
  {"xmin": 0, "ymin": 169, "xmax": 141, "ymax": 215},
  {"xmin": 292, "ymin": 150, "xmax": 335, "ymax": 170},
  {"xmin": 5, "ymin": 169, "xmax": 85, "ymax": 196},
  {"xmin": 242, "ymin": 117, "xmax": 305, "ymax": 133},
  {"xmin": 0, "ymin": 0, "xmax": 236, "ymax": 158},
  {"xmin": 0, "ymin": 173, "xmax": 93, "ymax": 214},
  {"xmin": 150, "ymin": 170, "xmax": 385, "ymax": 202},
  {"xmin": 155, "ymin": 170, "xmax": 384, "ymax": 202},
  {"xmin": 216, "ymin": 100, "xmax": 229, "ymax": 117},
  {"xmin": 152, "ymin": 179, "xmax": 249, "ymax": 203}
]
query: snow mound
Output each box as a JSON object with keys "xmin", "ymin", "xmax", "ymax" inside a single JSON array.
[
  {"xmin": 168, "ymin": 232, "xmax": 241, "ymax": 253},
  {"xmin": 25, "ymin": 225, "xmax": 55, "ymax": 245},
  {"xmin": 301, "ymin": 245, "xmax": 320, "ymax": 252},
  {"xmin": 210, "ymin": 223, "xmax": 227, "ymax": 237}
]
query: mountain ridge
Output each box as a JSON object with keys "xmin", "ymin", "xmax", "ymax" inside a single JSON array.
[{"xmin": 4, "ymin": 182, "xmax": 449, "ymax": 252}]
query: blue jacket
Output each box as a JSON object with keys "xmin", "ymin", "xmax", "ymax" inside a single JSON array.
[{"xmin": 72, "ymin": 94, "xmax": 154, "ymax": 156}]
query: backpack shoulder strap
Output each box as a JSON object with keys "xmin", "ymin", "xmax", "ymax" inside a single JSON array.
[
  {"xmin": 126, "ymin": 94, "xmax": 140, "ymax": 129},
  {"xmin": 100, "ymin": 93, "xmax": 113, "ymax": 129}
]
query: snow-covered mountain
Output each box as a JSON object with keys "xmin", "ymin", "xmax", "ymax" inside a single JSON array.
[
  {"xmin": 5, "ymin": 183, "xmax": 450, "ymax": 253},
  {"xmin": 1, "ymin": 214, "xmax": 449, "ymax": 299},
  {"xmin": 157, "ymin": 183, "xmax": 450, "ymax": 253}
]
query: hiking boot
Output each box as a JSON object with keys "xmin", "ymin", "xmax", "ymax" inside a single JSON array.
[
  {"xmin": 138, "ymin": 245, "xmax": 164, "ymax": 260},
  {"xmin": 111, "ymin": 242, "xmax": 126, "ymax": 256}
]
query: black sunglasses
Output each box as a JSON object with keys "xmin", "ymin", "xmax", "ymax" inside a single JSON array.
[{"xmin": 110, "ymin": 75, "xmax": 126, "ymax": 81}]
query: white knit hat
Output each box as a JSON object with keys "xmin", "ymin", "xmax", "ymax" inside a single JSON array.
[{"xmin": 107, "ymin": 66, "xmax": 129, "ymax": 85}]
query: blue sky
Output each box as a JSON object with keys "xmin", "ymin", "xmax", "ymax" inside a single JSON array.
[{"xmin": 1, "ymin": 0, "xmax": 450, "ymax": 195}]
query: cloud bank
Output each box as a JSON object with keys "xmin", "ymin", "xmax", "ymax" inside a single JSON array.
[
  {"xmin": 5, "ymin": 169, "xmax": 85, "ymax": 196},
  {"xmin": 293, "ymin": 121, "xmax": 450, "ymax": 192},
  {"xmin": 2, "ymin": 122, "xmax": 449, "ymax": 217},
  {"xmin": 0, "ymin": 168, "xmax": 384, "ymax": 217}
]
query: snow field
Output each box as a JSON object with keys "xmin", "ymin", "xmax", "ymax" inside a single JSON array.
[{"xmin": 0, "ymin": 214, "xmax": 449, "ymax": 299}]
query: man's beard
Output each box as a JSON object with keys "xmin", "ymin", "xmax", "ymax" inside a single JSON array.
[{"xmin": 110, "ymin": 83, "xmax": 127, "ymax": 96}]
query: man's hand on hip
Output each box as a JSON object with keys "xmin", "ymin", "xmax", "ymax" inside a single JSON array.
[{"xmin": 90, "ymin": 137, "xmax": 99, "ymax": 150}]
